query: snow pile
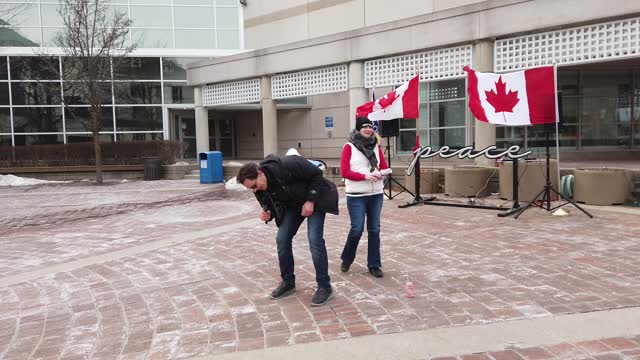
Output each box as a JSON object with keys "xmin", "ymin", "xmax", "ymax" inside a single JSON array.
[
  {"xmin": 0, "ymin": 174, "xmax": 69, "ymax": 187},
  {"xmin": 225, "ymin": 176, "xmax": 246, "ymax": 191}
]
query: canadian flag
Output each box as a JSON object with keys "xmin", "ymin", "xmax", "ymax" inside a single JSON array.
[
  {"xmin": 463, "ymin": 66, "xmax": 557, "ymax": 126},
  {"xmin": 356, "ymin": 75, "xmax": 419, "ymax": 121}
]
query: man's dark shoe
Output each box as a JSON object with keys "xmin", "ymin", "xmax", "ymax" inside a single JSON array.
[
  {"xmin": 341, "ymin": 262, "xmax": 351, "ymax": 272},
  {"xmin": 270, "ymin": 282, "xmax": 296, "ymax": 300},
  {"xmin": 369, "ymin": 267, "xmax": 384, "ymax": 278},
  {"xmin": 310, "ymin": 287, "xmax": 334, "ymax": 306}
]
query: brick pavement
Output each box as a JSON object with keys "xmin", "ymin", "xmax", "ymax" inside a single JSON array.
[{"xmin": 0, "ymin": 180, "xmax": 639, "ymax": 359}]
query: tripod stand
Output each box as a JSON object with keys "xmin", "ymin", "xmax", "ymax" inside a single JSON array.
[
  {"xmin": 382, "ymin": 136, "xmax": 414, "ymax": 199},
  {"xmin": 510, "ymin": 129, "xmax": 593, "ymax": 219}
]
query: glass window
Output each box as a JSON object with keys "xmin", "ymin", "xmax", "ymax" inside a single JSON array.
[
  {"xmin": 0, "ymin": 57, "xmax": 7, "ymax": 80},
  {"xmin": 0, "ymin": 27, "xmax": 40, "ymax": 47},
  {"xmin": 164, "ymin": 82, "xmax": 194, "ymax": 104},
  {"xmin": 10, "ymin": 57, "xmax": 60, "ymax": 80},
  {"xmin": 174, "ymin": 6, "xmax": 214, "ymax": 28},
  {"xmin": 66, "ymin": 133, "xmax": 114, "ymax": 143},
  {"xmin": 113, "ymin": 57, "xmax": 161, "ymax": 80},
  {"xmin": 14, "ymin": 134, "xmax": 64, "ymax": 146},
  {"xmin": 0, "ymin": 82, "xmax": 9, "ymax": 105},
  {"xmin": 496, "ymin": 126, "xmax": 525, "ymax": 149},
  {"xmin": 130, "ymin": 0, "xmax": 171, "ymax": 4},
  {"xmin": 106, "ymin": 5, "xmax": 129, "ymax": 21},
  {"xmin": 216, "ymin": 0, "xmax": 237, "ymax": 5},
  {"xmin": 13, "ymin": 107, "xmax": 63, "ymax": 133},
  {"xmin": 580, "ymin": 69, "xmax": 632, "ymax": 148},
  {"xmin": 216, "ymin": 29, "xmax": 239, "ymax": 49},
  {"xmin": 429, "ymin": 128, "xmax": 465, "ymax": 149},
  {"xmin": 429, "ymin": 100, "xmax": 466, "ymax": 128},
  {"xmin": 63, "ymin": 82, "xmax": 112, "ymax": 105},
  {"xmin": 215, "ymin": 7, "xmax": 238, "ymax": 29},
  {"xmin": 115, "ymin": 106, "xmax": 162, "ymax": 131},
  {"xmin": 41, "ymin": 4, "xmax": 64, "ymax": 26},
  {"xmin": 0, "ymin": 135, "xmax": 11, "ymax": 146},
  {"xmin": 113, "ymin": 82, "xmax": 162, "ymax": 104},
  {"xmin": 1, "ymin": 3, "xmax": 39, "ymax": 27},
  {"xmin": 0, "ymin": 107, "xmax": 9, "ymax": 133},
  {"xmin": 162, "ymin": 57, "xmax": 205, "ymax": 80},
  {"xmin": 131, "ymin": 29, "xmax": 173, "ymax": 48},
  {"xmin": 42, "ymin": 27, "xmax": 64, "ymax": 47},
  {"xmin": 117, "ymin": 132, "xmax": 163, "ymax": 141},
  {"xmin": 11, "ymin": 82, "xmax": 62, "ymax": 106},
  {"xmin": 130, "ymin": 6, "xmax": 172, "ymax": 27},
  {"xmin": 428, "ymin": 79, "xmax": 465, "ymax": 101},
  {"xmin": 65, "ymin": 106, "xmax": 114, "ymax": 132},
  {"xmin": 175, "ymin": 0, "xmax": 214, "ymax": 4},
  {"xmin": 175, "ymin": 29, "xmax": 215, "ymax": 49}
]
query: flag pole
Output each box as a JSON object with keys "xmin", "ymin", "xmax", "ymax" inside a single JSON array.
[{"xmin": 553, "ymin": 63, "xmax": 561, "ymax": 188}]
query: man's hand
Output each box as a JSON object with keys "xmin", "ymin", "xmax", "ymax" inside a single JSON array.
[
  {"xmin": 301, "ymin": 201, "xmax": 314, "ymax": 217},
  {"xmin": 260, "ymin": 210, "xmax": 271, "ymax": 222}
]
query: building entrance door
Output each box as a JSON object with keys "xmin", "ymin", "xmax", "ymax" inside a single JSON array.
[{"xmin": 170, "ymin": 109, "xmax": 236, "ymax": 159}]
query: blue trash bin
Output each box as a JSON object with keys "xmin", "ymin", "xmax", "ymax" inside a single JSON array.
[{"xmin": 198, "ymin": 151, "xmax": 224, "ymax": 184}]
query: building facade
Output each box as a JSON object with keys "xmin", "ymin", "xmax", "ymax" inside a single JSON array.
[
  {"xmin": 187, "ymin": 0, "xmax": 640, "ymax": 161},
  {"xmin": 0, "ymin": 0, "xmax": 244, "ymax": 158}
]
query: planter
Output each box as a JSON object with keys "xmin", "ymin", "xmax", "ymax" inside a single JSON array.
[
  {"xmin": 574, "ymin": 168, "xmax": 631, "ymax": 205},
  {"xmin": 404, "ymin": 168, "xmax": 440, "ymax": 194},
  {"xmin": 499, "ymin": 159, "xmax": 559, "ymax": 201},
  {"xmin": 444, "ymin": 165, "xmax": 495, "ymax": 197},
  {"xmin": 162, "ymin": 164, "xmax": 189, "ymax": 180}
]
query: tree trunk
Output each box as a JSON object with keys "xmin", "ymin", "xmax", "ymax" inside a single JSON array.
[{"xmin": 92, "ymin": 110, "xmax": 103, "ymax": 184}]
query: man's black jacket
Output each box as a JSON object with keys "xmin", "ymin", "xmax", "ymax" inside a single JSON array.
[{"xmin": 254, "ymin": 155, "xmax": 339, "ymax": 227}]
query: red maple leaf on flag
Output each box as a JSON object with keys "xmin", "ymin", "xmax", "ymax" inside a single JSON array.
[
  {"xmin": 377, "ymin": 90, "xmax": 398, "ymax": 110},
  {"xmin": 485, "ymin": 76, "xmax": 519, "ymax": 113}
]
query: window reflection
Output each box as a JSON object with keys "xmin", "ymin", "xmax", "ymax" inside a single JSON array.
[
  {"xmin": 164, "ymin": 82, "xmax": 194, "ymax": 104},
  {"xmin": 63, "ymin": 82, "xmax": 112, "ymax": 105},
  {"xmin": 14, "ymin": 134, "xmax": 63, "ymax": 146},
  {"xmin": 215, "ymin": 7, "xmax": 238, "ymax": 28},
  {"xmin": 0, "ymin": 107, "xmax": 9, "ymax": 133},
  {"xmin": 113, "ymin": 82, "xmax": 162, "ymax": 104},
  {"xmin": 13, "ymin": 107, "xmax": 63, "ymax": 133},
  {"xmin": 10, "ymin": 57, "xmax": 59, "ymax": 80},
  {"xmin": 113, "ymin": 57, "xmax": 161, "ymax": 80},
  {"xmin": 162, "ymin": 57, "xmax": 205, "ymax": 80},
  {"xmin": 65, "ymin": 106, "xmax": 114, "ymax": 132},
  {"xmin": 116, "ymin": 106, "xmax": 162, "ymax": 131},
  {"xmin": 0, "ymin": 27, "xmax": 40, "ymax": 47},
  {"xmin": 0, "ymin": 135, "xmax": 11, "ymax": 146},
  {"xmin": 11, "ymin": 82, "xmax": 62, "ymax": 106}
]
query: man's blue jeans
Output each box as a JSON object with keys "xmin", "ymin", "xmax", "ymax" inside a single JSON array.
[
  {"xmin": 276, "ymin": 208, "xmax": 331, "ymax": 289},
  {"xmin": 341, "ymin": 194, "xmax": 383, "ymax": 268}
]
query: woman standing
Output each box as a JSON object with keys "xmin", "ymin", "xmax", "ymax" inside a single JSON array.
[{"xmin": 340, "ymin": 117, "xmax": 389, "ymax": 278}]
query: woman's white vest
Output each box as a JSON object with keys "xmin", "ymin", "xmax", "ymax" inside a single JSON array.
[{"xmin": 344, "ymin": 142, "xmax": 384, "ymax": 196}]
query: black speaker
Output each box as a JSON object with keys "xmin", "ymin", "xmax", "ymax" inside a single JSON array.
[{"xmin": 378, "ymin": 118, "xmax": 400, "ymax": 137}]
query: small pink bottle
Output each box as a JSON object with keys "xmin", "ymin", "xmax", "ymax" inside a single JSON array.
[{"xmin": 405, "ymin": 275, "xmax": 415, "ymax": 298}]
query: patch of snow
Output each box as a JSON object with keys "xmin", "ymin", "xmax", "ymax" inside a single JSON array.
[
  {"xmin": 226, "ymin": 161, "xmax": 244, "ymax": 167},
  {"xmin": 121, "ymin": 179, "xmax": 129, "ymax": 183},
  {"xmin": 0, "ymin": 174, "xmax": 69, "ymax": 187}
]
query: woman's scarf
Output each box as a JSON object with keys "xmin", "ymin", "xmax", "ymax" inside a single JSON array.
[{"xmin": 349, "ymin": 130, "xmax": 378, "ymax": 172}]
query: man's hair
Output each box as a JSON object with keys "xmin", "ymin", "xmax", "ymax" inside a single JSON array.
[{"xmin": 236, "ymin": 163, "xmax": 259, "ymax": 184}]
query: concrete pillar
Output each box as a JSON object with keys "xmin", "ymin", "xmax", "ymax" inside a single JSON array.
[
  {"xmin": 473, "ymin": 40, "xmax": 497, "ymax": 167},
  {"xmin": 349, "ymin": 61, "xmax": 369, "ymax": 132},
  {"xmin": 261, "ymin": 76, "xmax": 278, "ymax": 157},
  {"xmin": 194, "ymin": 87, "xmax": 209, "ymax": 155}
]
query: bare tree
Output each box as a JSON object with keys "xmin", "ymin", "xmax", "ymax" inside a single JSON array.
[{"xmin": 47, "ymin": 0, "xmax": 135, "ymax": 184}]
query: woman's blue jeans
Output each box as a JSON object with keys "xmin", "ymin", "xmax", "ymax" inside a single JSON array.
[
  {"xmin": 275, "ymin": 208, "xmax": 331, "ymax": 289},
  {"xmin": 341, "ymin": 193, "xmax": 383, "ymax": 268}
]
